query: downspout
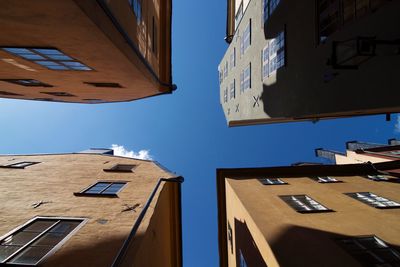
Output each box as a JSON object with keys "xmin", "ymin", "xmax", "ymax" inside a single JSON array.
[{"xmin": 111, "ymin": 176, "xmax": 184, "ymax": 267}]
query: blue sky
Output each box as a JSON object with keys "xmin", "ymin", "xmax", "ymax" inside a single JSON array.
[{"xmin": 0, "ymin": 1, "xmax": 399, "ymax": 266}]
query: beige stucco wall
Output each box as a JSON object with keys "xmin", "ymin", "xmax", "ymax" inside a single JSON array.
[
  {"xmin": 224, "ymin": 175, "xmax": 400, "ymax": 266},
  {"xmin": 0, "ymin": 153, "xmax": 177, "ymax": 267},
  {"xmin": 0, "ymin": 0, "xmax": 172, "ymax": 104},
  {"xmin": 335, "ymin": 150, "xmax": 392, "ymax": 164}
]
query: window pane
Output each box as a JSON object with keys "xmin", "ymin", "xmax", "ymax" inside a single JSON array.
[
  {"xmin": 358, "ymin": 237, "xmax": 387, "ymax": 249},
  {"xmin": 3, "ymin": 48, "xmax": 31, "ymax": 54},
  {"xmin": 46, "ymin": 65, "xmax": 69, "ymax": 70},
  {"xmin": 49, "ymin": 221, "xmax": 81, "ymax": 235},
  {"xmin": 23, "ymin": 220, "xmax": 57, "ymax": 232},
  {"xmin": 9, "ymin": 246, "xmax": 51, "ymax": 265},
  {"xmin": 31, "ymin": 232, "xmax": 64, "ymax": 247},
  {"xmin": 35, "ymin": 61, "xmax": 61, "ymax": 66},
  {"xmin": 61, "ymin": 61, "xmax": 85, "ymax": 67},
  {"xmin": 33, "ymin": 49, "xmax": 63, "ymax": 55},
  {"xmin": 1, "ymin": 232, "xmax": 40, "ymax": 246},
  {"xmin": 47, "ymin": 55, "xmax": 72, "ymax": 60},
  {"xmin": 102, "ymin": 183, "xmax": 124, "ymax": 194},
  {"xmin": 19, "ymin": 54, "xmax": 45, "ymax": 60},
  {"xmin": 70, "ymin": 66, "xmax": 91, "ymax": 71},
  {"xmin": 0, "ymin": 245, "xmax": 21, "ymax": 261}
]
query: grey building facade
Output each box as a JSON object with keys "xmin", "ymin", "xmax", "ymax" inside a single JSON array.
[{"xmin": 218, "ymin": 0, "xmax": 400, "ymax": 126}]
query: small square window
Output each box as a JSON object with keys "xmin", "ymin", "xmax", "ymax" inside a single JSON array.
[
  {"xmin": 0, "ymin": 217, "xmax": 85, "ymax": 265},
  {"xmin": 311, "ymin": 176, "xmax": 342, "ymax": 183},
  {"xmin": 103, "ymin": 164, "xmax": 136, "ymax": 172},
  {"xmin": 280, "ymin": 195, "xmax": 332, "ymax": 213},
  {"xmin": 259, "ymin": 178, "xmax": 287, "ymax": 185},
  {"xmin": 337, "ymin": 236, "xmax": 400, "ymax": 266},
  {"xmin": 1, "ymin": 79, "xmax": 52, "ymax": 87},
  {"xmin": 74, "ymin": 181, "xmax": 127, "ymax": 197},
  {"xmin": 345, "ymin": 192, "xmax": 400, "ymax": 209},
  {"xmin": 2, "ymin": 162, "xmax": 40, "ymax": 169}
]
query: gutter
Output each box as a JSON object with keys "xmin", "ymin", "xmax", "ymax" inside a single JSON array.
[
  {"xmin": 111, "ymin": 176, "xmax": 184, "ymax": 267},
  {"xmin": 95, "ymin": 0, "xmax": 177, "ymax": 92}
]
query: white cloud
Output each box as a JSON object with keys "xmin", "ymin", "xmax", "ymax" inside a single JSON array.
[
  {"xmin": 111, "ymin": 144, "xmax": 153, "ymax": 160},
  {"xmin": 395, "ymin": 115, "xmax": 400, "ymax": 133}
]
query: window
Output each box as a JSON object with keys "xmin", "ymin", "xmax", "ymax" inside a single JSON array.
[
  {"xmin": 262, "ymin": 45, "xmax": 269, "ymax": 79},
  {"xmin": 241, "ymin": 20, "xmax": 251, "ymax": 55},
  {"xmin": 365, "ymin": 175, "xmax": 389, "ymax": 181},
  {"xmin": 230, "ymin": 48, "xmax": 236, "ymax": 70},
  {"xmin": 218, "ymin": 67, "xmax": 223, "ymax": 84},
  {"xmin": 311, "ymin": 176, "xmax": 342, "ymax": 183},
  {"xmin": 3, "ymin": 162, "xmax": 39, "ymax": 169},
  {"xmin": 152, "ymin": 16, "xmax": 157, "ymax": 54},
  {"xmin": 240, "ymin": 63, "xmax": 251, "ymax": 92},
  {"xmin": 259, "ymin": 178, "xmax": 287, "ymax": 185},
  {"xmin": 128, "ymin": 0, "xmax": 142, "ymax": 23},
  {"xmin": 75, "ymin": 181, "xmax": 127, "ymax": 197},
  {"xmin": 337, "ymin": 236, "xmax": 400, "ymax": 267},
  {"xmin": 41, "ymin": 92, "xmax": 76, "ymax": 97},
  {"xmin": 263, "ymin": 0, "xmax": 281, "ymax": 23},
  {"xmin": 280, "ymin": 195, "xmax": 332, "ymax": 213},
  {"xmin": 317, "ymin": 0, "xmax": 390, "ymax": 43},
  {"xmin": 228, "ymin": 221, "xmax": 233, "ymax": 254},
  {"xmin": 269, "ymin": 31, "xmax": 285, "ymax": 75},
  {"xmin": 1, "ymin": 79, "xmax": 52, "ymax": 87},
  {"xmin": 230, "ymin": 80, "xmax": 235, "ymax": 100},
  {"xmin": 224, "ymin": 87, "xmax": 228, "ymax": 103},
  {"xmin": 224, "ymin": 61, "xmax": 228, "ymax": 79},
  {"xmin": 2, "ymin": 48, "xmax": 92, "ymax": 71},
  {"xmin": 83, "ymin": 99, "xmax": 104, "ymax": 104},
  {"xmin": 239, "ymin": 250, "xmax": 248, "ymax": 267},
  {"xmin": 345, "ymin": 192, "xmax": 400, "ymax": 209},
  {"xmin": 0, "ymin": 91, "xmax": 23, "ymax": 96},
  {"xmin": 103, "ymin": 164, "xmax": 136, "ymax": 172},
  {"xmin": 0, "ymin": 217, "xmax": 85, "ymax": 265},
  {"xmin": 84, "ymin": 82, "xmax": 123, "ymax": 88},
  {"xmin": 235, "ymin": 2, "xmax": 244, "ymax": 29}
]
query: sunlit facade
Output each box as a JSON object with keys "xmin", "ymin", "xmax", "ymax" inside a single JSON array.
[
  {"xmin": 0, "ymin": 149, "xmax": 183, "ymax": 266},
  {"xmin": 217, "ymin": 161, "xmax": 400, "ymax": 266},
  {"xmin": 0, "ymin": 0, "xmax": 174, "ymax": 104}
]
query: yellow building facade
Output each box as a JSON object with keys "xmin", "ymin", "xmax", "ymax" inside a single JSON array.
[
  {"xmin": 217, "ymin": 161, "xmax": 400, "ymax": 266},
  {"xmin": 0, "ymin": 0, "xmax": 174, "ymax": 104},
  {"xmin": 0, "ymin": 149, "xmax": 182, "ymax": 266}
]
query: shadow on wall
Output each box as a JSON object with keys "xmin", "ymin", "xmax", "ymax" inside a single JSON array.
[
  {"xmin": 269, "ymin": 225, "xmax": 400, "ymax": 267},
  {"xmin": 42, "ymin": 234, "xmax": 135, "ymax": 267},
  {"xmin": 260, "ymin": 1, "xmax": 400, "ymax": 121},
  {"xmin": 234, "ymin": 218, "xmax": 268, "ymax": 267}
]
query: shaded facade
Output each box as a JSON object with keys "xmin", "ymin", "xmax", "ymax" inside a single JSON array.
[
  {"xmin": 217, "ymin": 161, "xmax": 400, "ymax": 266},
  {"xmin": 0, "ymin": 0, "xmax": 174, "ymax": 104},
  {"xmin": 316, "ymin": 139, "xmax": 400, "ymax": 164},
  {"xmin": 218, "ymin": 0, "xmax": 400, "ymax": 126},
  {"xmin": 0, "ymin": 149, "xmax": 182, "ymax": 266}
]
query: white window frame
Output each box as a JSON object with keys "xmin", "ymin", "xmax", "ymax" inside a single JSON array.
[{"xmin": 0, "ymin": 216, "xmax": 87, "ymax": 266}]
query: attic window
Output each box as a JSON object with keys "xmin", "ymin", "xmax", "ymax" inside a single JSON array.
[
  {"xmin": 84, "ymin": 82, "xmax": 123, "ymax": 88},
  {"xmin": 41, "ymin": 92, "xmax": 76, "ymax": 97},
  {"xmin": 74, "ymin": 181, "xmax": 127, "ymax": 197},
  {"xmin": 104, "ymin": 164, "xmax": 136, "ymax": 172},
  {"xmin": 1, "ymin": 79, "xmax": 52, "ymax": 87}
]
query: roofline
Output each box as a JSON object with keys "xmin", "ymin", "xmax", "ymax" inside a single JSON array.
[
  {"xmin": 226, "ymin": 109, "xmax": 399, "ymax": 127},
  {"xmin": 216, "ymin": 160, "xmax": 400, "ymax": 267},
  {"xmin": 111, "ymin": 176, "xmax": 184, "ymax": 267},
  {"xmin": 0, "ymin": 152, "xmax": 154, "ymax": 163}
]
